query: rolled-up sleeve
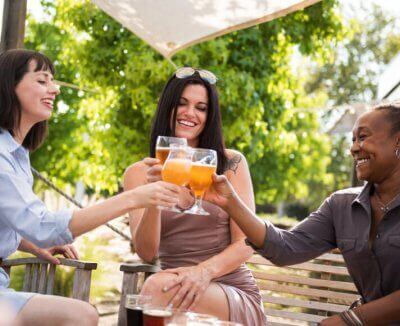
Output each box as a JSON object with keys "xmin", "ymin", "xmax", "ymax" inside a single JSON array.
[
  {"xmin": 250, "ymin": 196, "xmax": 337, "ymax": 266},
  {"xmin": 0, "ymin": 169, "xmax": 74, "ymax": 248}
]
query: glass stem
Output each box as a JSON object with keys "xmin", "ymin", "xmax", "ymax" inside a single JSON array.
[{"xmin": 194, "ymin": 194, "xmax": 203, "ymax": 208}]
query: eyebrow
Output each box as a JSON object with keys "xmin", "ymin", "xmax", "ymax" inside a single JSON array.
[{"xmin": 35, "ymin": 71, "xmax": 54, "ymax": 80}]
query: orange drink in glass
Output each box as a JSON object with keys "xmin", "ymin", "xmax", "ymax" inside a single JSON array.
[
  {"xmin": 162, "ymin": 158, "xmax": 191, "ymax": 186},
  {"xmin": 155, "ymin": 136, "xmax": 187, "ymax": 164},
  {"xmin": 185, "ymin": 148, "xmax": 217, "ymax": 216},
  {"xmin": 189, "ymin": 163, "xmax": 217, "ymax": 197},
  {"xmin": 156, "ymin": 147, "xmax": 170, "ymax": 165}
]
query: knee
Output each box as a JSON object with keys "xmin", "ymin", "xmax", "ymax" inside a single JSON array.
[
  {"xmin": 141, "ymin": 272, "xmax": 175, "ymax": 297},
  {"xmin": 75, "ymin": 302, "xmax": 99, "ymax": 326}
]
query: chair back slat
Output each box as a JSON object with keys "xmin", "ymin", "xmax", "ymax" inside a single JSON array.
[
  {"xmin": 72, "ymin": 269, "xmax": 92, "ymax": 302},
  {"xmin": 30, "ymin": 263, "xmax": 40, "ymax": 292},
  {"xmin": 22, "ymin": 264, "xmax": 32, "ymax": 292},
  {"xmin": 262, "ymin": 294, "xmax": 348, "ymax": 313},
  {"xmin": 247, "ymin": 253, "xmax": 359, "ymax": 325},
  {"xmin": 46, "ymin": 264, "xmax": 56, "ymax": 295},
  {"xmin": 38, "ymin": 263, "xmax": 49, "ymax": 294}
]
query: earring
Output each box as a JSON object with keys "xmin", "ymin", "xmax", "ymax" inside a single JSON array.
[{"xmin": 396, "ymin": 148, "xmax": 400, "ymax": 159}]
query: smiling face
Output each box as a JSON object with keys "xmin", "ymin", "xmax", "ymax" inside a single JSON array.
[
  {"xmin": 173, "ymin": 83, "xmax": 209, "ymax": 147},
  {"xmin": 350, "ymin": 110, "xmax": 400, "ymax": 183},
  {"xmin": 14, "ymin": 60, "xmax": 60, "ymax": 125}
]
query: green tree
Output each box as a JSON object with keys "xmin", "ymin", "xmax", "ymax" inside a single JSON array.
[
  {"xmin": 26, "ymin": 0, "xmax": 343, "ymax": 204},
  {"xmin": 306, "ymin": 3, "xmax": 400, "ymax": 191}
]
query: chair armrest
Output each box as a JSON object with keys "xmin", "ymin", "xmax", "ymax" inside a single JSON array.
[
  {"xmin": 1, "ymin": 257, "xmax": 97, "ymax": 270},
  {"xmin": 119, "ymin": 262, "xmax": 161, "ymax": 273},
  {"xmin": 118, "ymin": 262, "xmax": 160, "ymax": 326},
  {"xmin": 1, "ymin": 257, "xmax": 97, "ymax": 302}
]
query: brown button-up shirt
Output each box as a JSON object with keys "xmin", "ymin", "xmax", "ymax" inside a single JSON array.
[{"xmin": 255, "ymin": 183, "xmax": 400, "ymax": 303}]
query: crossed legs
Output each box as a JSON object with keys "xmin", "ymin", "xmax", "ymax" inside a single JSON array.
[{"xmin": 140, "ymin": 272, "xmax": 230, "ymax": 321}]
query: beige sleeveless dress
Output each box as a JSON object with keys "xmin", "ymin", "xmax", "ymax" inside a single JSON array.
[{"xmin": 159, "ymin": 201, "xmax": 267, "ymax": 325}]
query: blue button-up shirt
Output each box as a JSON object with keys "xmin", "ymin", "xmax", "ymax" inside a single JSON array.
[{"xmin": 0, "ymin": 129, "xmax": 74, "ymax": 288}]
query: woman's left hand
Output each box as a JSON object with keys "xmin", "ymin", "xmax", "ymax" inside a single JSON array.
[
  {"xmin": 320, "ymin": 314, "xmax": 346, "ymax": 326},
  {"xmin": 35, "ymin": 244, "xmax": 79, "ymax": 265},
  {"xmin": 161, "ymin": 265, "xmax": 213, "ymax": 310}
]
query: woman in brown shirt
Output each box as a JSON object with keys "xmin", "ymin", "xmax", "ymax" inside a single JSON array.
[{"xmin": 208, "ymin": 101, "xmax": 400, "ymax": 325}]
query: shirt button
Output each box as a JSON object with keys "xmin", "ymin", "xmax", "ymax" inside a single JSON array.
[{"xmin": 376, "ymin": 234, "xmax": 380, "ymax": 239}]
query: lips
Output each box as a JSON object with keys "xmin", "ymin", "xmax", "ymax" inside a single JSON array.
[
  {"xmin": 177, "ymin": 119, "xmax": 197, "ymax": 127},
  {"xmin": 41, "ymin": 98, "xmax": 54, "ymax": 109}
]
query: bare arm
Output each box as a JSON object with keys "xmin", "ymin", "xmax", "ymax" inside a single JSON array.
[
  {"xmin": 69, "ymin": 180, "xmax": 179, "ymax": 238},
  {"xmin": 18, "ymin": 238, "xmax": 40, "ymax": 255},
  {"xmin": 356, "ymin": 290, "xmax": 400, "ymax": 325},
  {"xmin": 123, "ymin": 160, "xmax": 163, "ymax": 262},
  {"xmin": 200, "ymin": 150, "xmax": 254, "ymax": 278}
]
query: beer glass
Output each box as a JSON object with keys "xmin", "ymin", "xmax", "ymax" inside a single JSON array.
[
  {"xmin": 185, "ymin": 149, "xmax": 217, "ymax": 216},
  {"xmin": 161, "ymin": 144, "xmax": 192, "ymax": 212},
  {"xmin": 143, "ymin": 307, "xmax": 173, "ymax": 326},
  {"xmin": 156, "ymin": 136, "xmax": 187, "ymax": 164},
  {"xmin": 125, "ymin": 294, "xmax": 151, "ymax": 326}
]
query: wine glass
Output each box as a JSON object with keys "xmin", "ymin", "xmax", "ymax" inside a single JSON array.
[
  {"xmin": 185, "ymin": 148, "xmax": 217, "ymax": 216},
  {"xmin": 160, "ymin": 144, "xmax": 193, "ymax": 212},
  {"xmin": 156, "ymin": 136, "xmax": 187, "ymax": 164}
]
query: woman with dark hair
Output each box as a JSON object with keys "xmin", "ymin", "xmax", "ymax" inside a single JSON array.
[
  {"xmin": 209, "ymin": 101, "xmax": 400, "ymax": 325},
  {"xmin": 124, "ymin": 68, "xmax": 266, "ymax": 325},
  {"xmin": 0, "ymin": 49, "xmax": 180, "ymax": 326}
]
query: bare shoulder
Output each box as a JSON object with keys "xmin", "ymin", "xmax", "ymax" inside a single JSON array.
[
  {"xmin": 123, "ymin": 161, "xmax": 147, "ymax": 189},
  {"xmin": 224, "ymin": 149, "xmax": 247, "ymax": 175}
]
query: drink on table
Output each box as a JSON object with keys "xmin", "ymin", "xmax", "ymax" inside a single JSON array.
[
  {"xmin": 143, "ymin": 308, "xmax": 173, "ymax": 326},
  {"xmin": 125, "ymin": 294, "xmax": 151, "ymax": 326},
  {"xmin": 155, "ymin": 136, "xmax": 187, "ymax": 164}
]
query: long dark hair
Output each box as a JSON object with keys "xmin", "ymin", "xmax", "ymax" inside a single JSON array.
[
  {"xmin": 0, "ymin": 49, "xmax": 55, "ymax": 151},
  {"xmin": 150, "ymin": 72, "xmax": 228, "ymax": 174}
]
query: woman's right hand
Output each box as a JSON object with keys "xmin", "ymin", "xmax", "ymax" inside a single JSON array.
[
  {"xmin": 130, "ymin": 181, "xmax": 180, "ymax": 209},
  {"xmin": 143, "ymin": 157, "xmax": 163, "ymax": 183}
]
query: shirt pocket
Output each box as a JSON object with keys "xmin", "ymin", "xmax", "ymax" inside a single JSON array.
[
  {"xmin": 388, "ymin": 235, "xmax": 400, "ymax": 248},
  {"xmin": 337, "ymin": 238, "xmax": 357, "ymax": 253}
]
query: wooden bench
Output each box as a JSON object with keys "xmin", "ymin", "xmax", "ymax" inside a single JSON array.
[
  {"xmin": 0, "ymin": 257, "xmax": 97, "ymax": 302},
  {"xmin": 117, "ymin": 252, "xmax": 359, "ymax": 326}
]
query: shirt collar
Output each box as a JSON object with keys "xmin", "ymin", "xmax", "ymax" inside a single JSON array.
[
  {"xmin": 0, "ymin": 128, "xmax": 25, "ymax": 154},
  {"xmin": 352, "ymin": 182, "xmax": 372, "ymax": 207},
  {"xmin": 352, "ymin": 182, "xmax": 400, "ymax": 213}
]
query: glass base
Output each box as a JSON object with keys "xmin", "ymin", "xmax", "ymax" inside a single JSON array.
[{"xmin": 183, "ymin": 205, "xmax": 209, "ymax": 216}]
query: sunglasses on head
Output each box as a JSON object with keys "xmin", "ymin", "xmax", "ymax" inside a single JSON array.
[{"xmin": 175, "ymin": 67, "xmax": 217, "ymax": 85}]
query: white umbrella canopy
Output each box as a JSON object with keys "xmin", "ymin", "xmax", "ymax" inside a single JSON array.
[{"xmin": 92, "ymin": 0, "xmax": 321, "ymax": 59}]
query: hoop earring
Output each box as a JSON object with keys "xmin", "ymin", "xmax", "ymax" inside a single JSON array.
[{"xmin": 396, "ymin": 148, "xmax": 400, "ymax": 159}]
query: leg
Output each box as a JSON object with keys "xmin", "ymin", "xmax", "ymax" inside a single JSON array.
[
  {"xmin": 141, "ymin": 272, "xmax": 229, "ymax": 320},
  {"xmin": 15, "ymin": 294, "xmax": 98, "ymax": 326}
]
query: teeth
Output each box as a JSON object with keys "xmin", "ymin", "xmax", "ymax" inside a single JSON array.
[
  {"xmin": 356, "ymin": 158, "xmax": 369, "ymax": 167},
  {"xmin": 178, "ymin": 120, "xmax": 195, "ymax": 127}
]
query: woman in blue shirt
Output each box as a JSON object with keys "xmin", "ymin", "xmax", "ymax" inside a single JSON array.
[{"xmin": 0, "ymin": 49, "xmax": 180, "ymax": 325}]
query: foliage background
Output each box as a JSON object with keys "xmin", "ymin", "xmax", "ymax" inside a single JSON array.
[{"xmin": 26, "ymin": 0, "xmax": 344, "ymax": 209}]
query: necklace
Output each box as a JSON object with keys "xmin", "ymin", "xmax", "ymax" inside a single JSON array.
[{"xmin": 375, "ymin": 190, "xmax": 400, "ymax": 213}]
